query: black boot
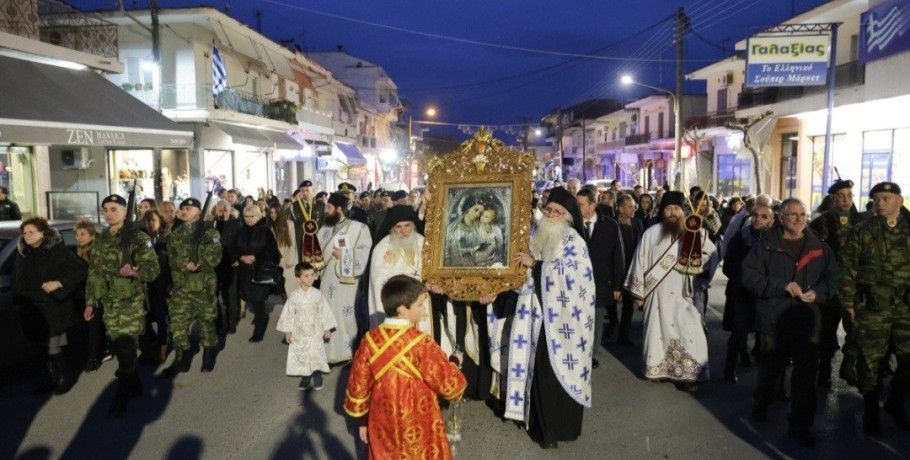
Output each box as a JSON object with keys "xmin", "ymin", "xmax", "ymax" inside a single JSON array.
[
  {"xmin": 49, "ymin": 353, "xmax": 73, "ymax": 395},
  {"xmin": 864, "ymin": 391, "xmax": 884, "ymax": 436},
  {"xmin": 249, "ymin": 321, "xmax": 266, "ymax": 343},
  {"xmin": 109, "ymin": 336, "xmax": 140, "ymax": 418},
  {"xmin": 165, "ymin": 350, "xmax": 190, "ymax": 377},
  {"xmin": 724, "ymin": 351, "xmax": 738, "ymax": 384},
  {"xmin": 884, "ymin": 388, "xmax": 910, "ymax": 431},
  {"xmin": 201, "ymin": 348, "xmax": 216, "ymax": 373}
]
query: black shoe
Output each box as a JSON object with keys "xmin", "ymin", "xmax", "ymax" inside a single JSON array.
[
  {"xmin": 723, "ymin": 368, "xmax": 738, "ymax": 384},
  {"xmin": 787, "ymin": 426, "xmax": 816, "ymax": 447},
  {"xmin": 604, "ymin": 323, "xmax": 616, "ymax": 340},
  {"xmin": 165, "ymin": 350, "xmax": 189, "ymax": 377},
  {"xmin": 84, "ymin": 358, "xmax": 101, "ymax": 373},
  {"xmin": 200, "ymin": 348, "xmax": 216, "ymax": 373},
  {"xmin": 228, "ymin": 323, "xmax": 238, "ymax": 335},
  {"xmin": 884, "ymin": 397, "xmax": 910, "ymax": 431},
  {"xmin": 864, "ymin": 394, "xmax": 884, "ymax": 436},
  {"xmin": 839, "ymin": 356, "xmax": 858, "ymax": 386},
  {"xmin": 674, "ymin": 382, "xmax": 698, "ymax": 393},
  {"xmin": 248, "ymin": 334, "xmax": 264, "ymax": 343},
  {"xmin": 592, "ymin": 358, "xmax": 600, "ymax": 369},
  {"xmin": 618, "ymin": 337, "xmax": 634, "ymax": 347},
  {"xmin": 298, "ymin": 377, "xmax": 311, "ymax": 391},
  {"xmin": 313, "ymin": 373, "xmax": 324, "ymax": 391},
  {"xmin": 49, "ymin": 354, "xmax": 73, "ymax": 395},
  {"xmin": 751, "ymin": 404, "xmax": 768, "ymax": 422}
]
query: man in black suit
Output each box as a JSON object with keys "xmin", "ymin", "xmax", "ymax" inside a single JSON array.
[
  {"xmin": 576, "ymin": 188, "xmax": 625, "ymax": 368},
  {"xmin": 613, "ymin": 194, "xmax": 643, "ymax": 346}
]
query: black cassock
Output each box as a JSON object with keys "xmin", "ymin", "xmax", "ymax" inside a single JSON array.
[{"xmin": 493, "ymin": 262, "xmax": 584, "ymax": 444}]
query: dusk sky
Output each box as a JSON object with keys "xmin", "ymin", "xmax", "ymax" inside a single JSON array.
[{"xmin": 74, "ymin": 0, "xmax": 830, "ymax": 140}]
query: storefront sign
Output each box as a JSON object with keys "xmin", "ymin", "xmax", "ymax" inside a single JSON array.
[
  {"xmin": 0, "ymin": 123, "xmax": 191, "ymax": 148},
  {"xmin": 860, "ymin": 0, "xmax": 910, "ymax": 63},
  {"xmin": 746, "ymin": 35, "xmax": 830, "ymax": 87}
]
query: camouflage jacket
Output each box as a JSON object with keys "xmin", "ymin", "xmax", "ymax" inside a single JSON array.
[
  {"xmin": 167, "ymin": 220, "xmax": 222, "ymax": 293},
  {"xmin": 809, "ymin": 207, "xmax": 864, "ymax": 261},
  {"xmin": 86, "ymin": 226, "xmax": 159, "ymax": 306},
  {"xmin": 839, "ymin": 213, "xmax": 910, "ymax": 311}
]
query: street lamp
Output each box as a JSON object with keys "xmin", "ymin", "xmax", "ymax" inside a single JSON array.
[
  {"xmin": 621, "ymin": 75, "xmax": 685, "ymax": 191},
  {"xmin": 425, "ymin": 107, "xmax": 437, "ymax": 118}
]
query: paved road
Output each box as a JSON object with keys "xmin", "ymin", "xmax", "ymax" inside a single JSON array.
[{"xmin": 3, "ymin": 276, "xmax": 910, "ymax": 460}]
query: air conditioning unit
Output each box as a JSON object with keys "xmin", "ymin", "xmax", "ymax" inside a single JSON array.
[
  {"xmin": 61, "ymin": 148, "xmax": 89, "ymax": 170},
  {"xmin": 720, "ymin": 72, "xmax": 734, "ymax": 86}
]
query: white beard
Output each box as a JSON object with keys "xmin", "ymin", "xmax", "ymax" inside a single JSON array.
[
  {"xmin": 530, "ymin": 217, "xmax": 567, "ymax": 262},
  {"xmin": 390, "ymin": 231, "xmax": 419, "ymax": 265}
]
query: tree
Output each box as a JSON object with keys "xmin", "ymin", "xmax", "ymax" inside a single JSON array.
[
  {"xmin": 683, "ymin": 126, "xmax": 709, "ymax": 189},
  {"xmin": 726, "ymin": 111, "xmax": 775, "ymax": 194}
]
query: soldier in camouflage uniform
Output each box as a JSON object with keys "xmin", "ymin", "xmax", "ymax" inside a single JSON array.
[
  {"xmin": 839, "ymin": 182, "xmax": 910, "ymax": 435},
  {"xmin": 809, "ymin": 178, "xmax": 864, "ymax": 388},
  {"xmin": 84, "ymin": 195, "xmax": 159, "ymax": 417},
  {"xmin": 166, "ymin": 197, "xmax": 222, "ymax": 375}
]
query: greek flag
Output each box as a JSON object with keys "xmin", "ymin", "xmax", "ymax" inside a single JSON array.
[{"xmin": 212, "ymin": 46, "xmax": 227, "ymax": 95}]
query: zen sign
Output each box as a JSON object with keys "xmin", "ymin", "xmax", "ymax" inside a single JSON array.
[{"xmin": 746, "ymin": 35, "xmax": 830, "ymax": 87}]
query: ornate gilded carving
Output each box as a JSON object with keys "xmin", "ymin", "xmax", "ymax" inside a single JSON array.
[{"xmin": 421, "ymin": 129, "xmax": 533, "ymax": 301}]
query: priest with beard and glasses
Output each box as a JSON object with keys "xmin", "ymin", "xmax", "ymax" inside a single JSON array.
[
  {"xmin": 487, "ymin": 186, "xmax": 595, "ymax": 449},
  {"xmin": 316, "ymin": 192, "xmax": 372, "ymax": 364},
  {"xmin": 624, "ymin": 191, "xmax": 718, "ymax": 392}
]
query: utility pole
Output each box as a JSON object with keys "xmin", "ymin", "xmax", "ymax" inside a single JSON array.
[
  {"xmin": 556, "ymin": 106, "xmax": 563, "ymax": 182},
  {"xmin": 151, "ymin": 0, "xmax": 159, "ymax": 67},
  {"xmin": 675, "ymin": 7, "xmax": 688, "ymax": 191},
  {"xmin": 256, "ymin": 8, "xmax": 263, "ymax": 34},
  {"xmin": 581, "ymin": 117, "xmax": 587, "ymax": 182}
]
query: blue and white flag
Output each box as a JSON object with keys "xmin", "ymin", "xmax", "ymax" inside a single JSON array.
[{"xmin": 212, "ymin": 46, "xmax": 227, "ymax": 95}]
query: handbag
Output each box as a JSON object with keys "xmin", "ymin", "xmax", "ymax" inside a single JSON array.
[{"xmin": 251, "ymin": 263, "xmax": 283, "ymax": 286}]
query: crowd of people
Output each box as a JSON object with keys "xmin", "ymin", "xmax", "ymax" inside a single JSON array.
[{"xmin": 10, "ymin": 172, "xmax": 910, "ymax": 456}]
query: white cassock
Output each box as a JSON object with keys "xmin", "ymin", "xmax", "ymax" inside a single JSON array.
[
  {"xmin": 275, "ymin": 286, "xmax": 337, "ymax": 376},
  {"xmin": 317, "ymin": 218, "xmax": 372, "ymax": 363},
  {"xmin": 368, "ymin": 233, "xmax": 479, "ymax": 359},
  {"xmin": 488, "ymin": 227, "xmax": 595, "ymax": 424},
  {"xmin": 624, "ymin": 225, "xmax": 717, "ymax": 382}
]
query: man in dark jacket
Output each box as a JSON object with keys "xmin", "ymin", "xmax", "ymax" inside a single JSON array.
[
  {"xmin": 613, "ymin": 193, "xmax": 642, "ymax": 346},
  {"xmin": 722, "ymin": 204, "xmax": 774, "ymax": 383},
  {"xmin": 213, "ymin": 201, "xmax": 242, "ymax": 334},
  {"xmin": 808, "ymin": 178, "xmax": 864, "ymax": 388},
  {"xmin": 0, "ymin": 186, "xmax": 22, "ymax": 220},
  {"xmin": 576, "ymin": 188, "xmax": 624, "ymax": 368},
  {"xmin": 742, "ymin": 198, "xmax": 840, "ymax": 447}
]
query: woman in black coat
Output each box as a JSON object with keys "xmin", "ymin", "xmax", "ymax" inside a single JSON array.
[
  {"xmin": 142, "ymin": 210, "xmax": 172, "ymax": 363},
  {"xmin": 13, "ymin": 218, "xmax": 87, "ymax": 394},
  {"xmin": 233, "ymin": 205, "xmax": 280, "ymax": 342}
]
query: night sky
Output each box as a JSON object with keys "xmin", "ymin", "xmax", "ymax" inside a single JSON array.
[{"xmin": 74, "ymin": 0, "xmax": 830, "ymax": 140}]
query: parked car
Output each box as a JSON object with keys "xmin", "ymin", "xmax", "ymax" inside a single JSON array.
[{"xmin": 0, "ymin": 221, "xmax": 78, "ymax": 370}]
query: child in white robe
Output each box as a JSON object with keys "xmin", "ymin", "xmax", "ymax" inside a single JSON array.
[{"xmin": 276, "ymin": 262, "xmax": 337, "ymax": 390}]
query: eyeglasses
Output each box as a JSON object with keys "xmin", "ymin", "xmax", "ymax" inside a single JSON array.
[
  {"xmin": 243, "ymin": 214, "xmax": 258, "ymax": 219},
  {"xmin": 783, "ymin": 212, "xmax": 807, "ymax": 219},
  {"xmin": 542, "ymin": 207, "xmax": 566, "ymax": 217}
]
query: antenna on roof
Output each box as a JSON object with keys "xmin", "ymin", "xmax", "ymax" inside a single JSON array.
[{"xmin": 256, "ymin": 8, "xmax": 263, "ymax": 33}]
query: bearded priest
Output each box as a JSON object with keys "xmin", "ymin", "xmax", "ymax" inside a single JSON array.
[
  {"xmin": 488, "ymin": 186, "xmax": 595, "ymax": 449},
  {"xmin": 317, "ymin": 192, "xmax": 372, "ymax": 363},
  {"xmin": 624, "ymin": 191, "xmax": 718, "ymax": 392}
]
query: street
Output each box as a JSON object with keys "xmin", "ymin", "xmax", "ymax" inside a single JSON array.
[{"xmin": 3, "ymin": 275, "xmax": 909, "ymax": 460}]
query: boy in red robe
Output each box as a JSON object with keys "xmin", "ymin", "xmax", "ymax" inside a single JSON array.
[{"xmin": 344, "ymin": 275, "xmax": 467, "ymax": 459}]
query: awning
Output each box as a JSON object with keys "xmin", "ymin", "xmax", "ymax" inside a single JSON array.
[
  {"xmin": 333, "ymin": 142, "xmax": 367, "ymax": 166},
  {"xmin": 210, "ymin": 122, "xmax": 301, "ymax": 151},
  {"xmin": 293, "ymin": 69, "xmax": 315, "ymax": 91},
  {"xmin": 0, "ymin": 55, "xmax": 192, "ymax": 148}
]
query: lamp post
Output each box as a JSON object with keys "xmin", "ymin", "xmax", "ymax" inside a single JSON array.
[
  {"xmin": 407, "ymin": 107, "xmax": 436, "ymax": 187},
  {"xmin": 621, "ymin": 75, "xmax": 685, "ymax": 191}
]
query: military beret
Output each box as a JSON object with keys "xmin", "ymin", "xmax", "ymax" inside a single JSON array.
[
  {"xmin": 870, "ymin": 181, "xmax": 902, "ymax": 197},
  {"xmin": 391, "ymin": 190, "xmax": 408, "ymax": 201},
  {"xmin": 101, "ymin": 194, "xmax": 127, "ymax": 207},
  {"xmin": 315, "ymin": 191, "xmax": 328, "ymax": 199},
  {"xmin": 359, "ymin": 191, "xmax": 371, "ymax": 200},
  {"xmin": 180, "ymin": 198, "xmax": 201, "ymax": 209},
  {"xmin": 298, "ymin": 180, "xmax": 313, "ymax": 189},
  {"xmin": 338, "ymin": 182, "xmax": 357, "ymax": 194},
  {"xmin": 828, "ymin": 179, "xmax": 854, "ymax": 195},
  {"xmin": 380, "ymin": 191, "xmax": 390, "ymax": 198},
  {"xmin": 328, "ymin": 192, "xmax": 350, "ymax": 209}
]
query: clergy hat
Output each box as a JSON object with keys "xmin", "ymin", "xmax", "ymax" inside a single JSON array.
[
  {"xmin": 327, "ymin": 192, "xmax": 350, "ymax": 209},
  {"xmin": 870, "ymin": 181, "xmax": 902, "ymax": 197},
  {"xmin": 298, "ymin": 180, "xmax": 313, "ymax": 189},
  {"xmin": 338, "ymin": 182, "xmax": 357, "ymax": 194},
  {"xmin": 179, "ymin": 198, "xmax": 201, "ymax": 209},
  {"xmin": 828, "ymin": 179, "xmax": 854, "ymax": 195},
  {"xmin": 658, "ymin": 191, "xmax": 687, "ymax": 217},
  {"xmin": 391, "ymin": 190, "xmax": 408, "ymax": 201},
  {"xmin": 376, "ymin": 204, "xmax": 420, "ymax": 240},
  {"xmin": 101, "ymin": 194, "xmax": 127, "ymax": 207},
  {"xmin": 545, "ymin": 186, "xmax": 585, "ymax": 238}
]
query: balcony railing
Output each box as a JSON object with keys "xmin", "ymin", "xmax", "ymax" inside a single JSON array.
[
  {"xmin": 625, "ymin": 133, "xmax": 651, "ymax": 145},
  {"xmin": 117, "ymin": 84, "xmax": 298, "ymax": 123},
  {"xmin": 297, "ymin": 108, "xmax": 334, "ymax": 130},
  {"xmin": 738, "ymin": 61, "xmax": 866, "ymax": 110}
]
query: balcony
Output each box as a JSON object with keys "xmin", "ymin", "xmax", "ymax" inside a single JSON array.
[
  {"xmin": 625, "ymin": 133, "xmax": 651, "ymax": 145},
  {"xmin": 297, "ymin": 108, "xmax": 334, "ymax": 130},
  {"xmin": 705, "ymin": 110, "xmax": 736, "ymax": 128},
  {"xmin": 738, "ymin": 61, "xmax": 866, "ymax": 110},
  {"xmin": 117, "ymin": 84, "xmax": 297, "ymax": 124}
]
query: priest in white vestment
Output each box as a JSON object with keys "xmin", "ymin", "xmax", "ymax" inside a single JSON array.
[
  {"xmin": 317, "ymin": 193, "xmax": 372, "ymax": 363},
  {"xmin": 487, "ymin": 187, "xmax": 595, "ymax": 449},
  {"xmin": 625, "ymin": 191, "xmax": 717, "ymax": 392}
]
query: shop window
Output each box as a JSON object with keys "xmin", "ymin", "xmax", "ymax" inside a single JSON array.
[
  {"xmin": 204, "ymin": 149, "xmax": 234, "ymax": 196},
  {"xmin": 0, "ymin": 146, "xmax": 36, "ymax": 218},
  {"xmin": 810, "ymin": 134, "xmax": 848, "ymax": 210},
  {"xmin": 780, "ymin": 133, "xmax": 798, "ymax": 199},
  {"xmin": 717, "ymin": 154, "xmax": 752, "ymax": 198}
]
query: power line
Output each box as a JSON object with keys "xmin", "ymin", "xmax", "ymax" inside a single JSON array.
[{"xmin": 264, "ymin": 0, "xmax": 715, "ymax": 63}]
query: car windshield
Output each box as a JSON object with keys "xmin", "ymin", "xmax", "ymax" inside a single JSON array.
[{"xmin": 0, "ymin": 238, "xmax": 10, "ymax": 253}]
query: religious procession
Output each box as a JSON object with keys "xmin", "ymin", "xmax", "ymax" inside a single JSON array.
[{"xmin": 7, "ymin": 128, "xmax": 910, "ymax": 459}]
